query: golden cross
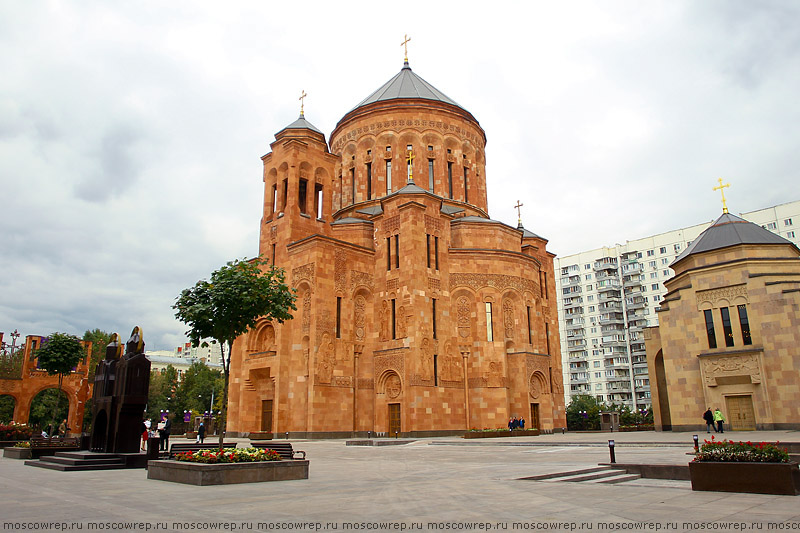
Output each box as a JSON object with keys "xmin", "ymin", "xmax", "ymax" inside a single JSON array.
[
  {"xmin": 406, "ymin": 149, "xmax": 414, "ymax": 182},
  {"xmin": 514, "ymin": 200, "xmax": 524, "ymax": 224},
  {"xmin": 299, "ymin": 90, "xmax": 307, "ymax": 115},
  {"xmin": 401, "ymin": 34, "xmax": 411, "ymax": 62},
  {"xmin": 712, "ymin": 178, "xmax": 730, "ymax": 214}
]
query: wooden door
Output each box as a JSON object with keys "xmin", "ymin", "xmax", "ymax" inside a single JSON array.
[
  {"xmin": 388, "ymin": 403, "xmax": 401, "ymax": 436},
  {"xmin": 725, "ymin": 395, "xmax": 755, "ymax": 431},
  {"xmin": 261, "ymin": 400, "xmax": 273, "ymax": 432},
  {"xmin": 530, "ymin": 403, "xmax": 541, "ymax": 430}
]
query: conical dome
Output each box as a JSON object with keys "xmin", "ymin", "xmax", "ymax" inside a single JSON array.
[{"xmin": 350, "ymin": 61, "xmax": 463, "ymax": 112}]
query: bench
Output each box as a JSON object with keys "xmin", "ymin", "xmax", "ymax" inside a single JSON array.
[
  {"xmin": 30, "ymin": 436, "xmax": 81, "ymax": 458},
  {"xmin": 168, "ymin": 442, "xmax": 238, "ymax": 458},
  {"xmin": 250, "ymin": 441, "xmax": 306, "ymax": 460}
]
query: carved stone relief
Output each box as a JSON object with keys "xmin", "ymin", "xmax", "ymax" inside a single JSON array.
[
  {"xmin": 315, "ymin": 333, "xmax": 335, "ymax": 385},
  {"xmin": 697, "ymin": 285, "xmax": 748, "ymax": 309},
  {"xmin": 487, "ymin": 361, "xmax": 504, "ymax": 388},
  {"xmin": 450, "ymin": 273, "xmax": 538, "ymax": 296},
  {"xmin": 700, "ymin": 353, "xmax": 762, "ymax": 386},
  {"xmin": 331, "ymin": 119, "xmax": 483, "ymax": 153},
  {"xmin": 354, "ymin": 295, "xmax": 366, "ymax": 342},
  {"xmin": 292, "ymin": 263, "xmax": 315, "ymax": 288},
  {"xmin": 397, "ymin": 306, "xmax": 407, "ymax": 339},
  {"xmin": 457, "ymin": 296, "xmax": 471, "ymax": 338},
  {"xmin": 424, "ymin": 215, "xmax": 442, "ymax": 233},
  {"xmin": 503, "ymin": 299, "xmax": 515, "ymax": 340},
  {"xmin": 387, "ymin": 278, "xmax": 399, "ymax": 292},
  {"xmin": 374, "ymin": 350, "xmax": 405, "ymax": 378},
  {"xmin": 350, "ymin": 271, "xmax": 374, "ymax": 291},
  {"xmin": 334, "ymin": 250, "xmax": 347, "ymax": 294},
  {"xmin": 421, "ymin": 338, "xmax": 433, "ymax": 380},
  {"xmin": 386, "ymin": 374, "xmax": 402, "ymax": 399},
  {"xmin": 384, "ymin": 216, "xmax": 401, "ymax": 234},
  {"xmin": 428, "ymin": 277, "xmax": 441, "ymax": 291},
  {"xmin": 302, "ymin": 292, "xmax": 311, "ymax": 334}
]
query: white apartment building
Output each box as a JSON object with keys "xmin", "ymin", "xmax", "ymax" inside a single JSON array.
[
  {"xmin": 555, "ymin": 199, "xmax": 800, "ymax": 411},
  {"xmin": 145, "ymin": 342, "xmax": 224, "ymax": 381}
]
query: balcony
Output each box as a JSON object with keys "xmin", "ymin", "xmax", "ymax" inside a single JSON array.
[
  {"xmin": 566, "ymin": 322, "xmax": 585, "ymax": 331},
  {"xmin": 608, "ymin": 383, "xmax": 631, "ymax": 391},
  {"xmin": 570, "ymin": 375, "xmax": 588, "ymax": 384},
  {"xmin": 594, "ymin": 271, "xmax": 616, "ymax": 281},
  {"xmin": 598, "ymin": 314, "xmax": 625, "ymax": 325},
  {"xmin": 598, "ymin": 302, "xmax": 622, "ymax": 312},
  {"xmin": 562, "ymin": 276, "xmax": 581, "ymax": 288},
  {"xmin": 621, "ymin": 262, "xmax": 642, "ymax": 273},
  {"xmin": 623, "ymin": 277, "xmax": 642, "ymax": 288},
  {"xmin": 596, "ymin": 281, "xmax": 622, "ymax": 292},
  {"xmin": 563, "ymin": 298, "xmax": 583, "ymax": 309},
  {"xmin": 598, "ymin": 292, "xmax": 622, "ymax": 303},
  {"xmin": 626, "ymin": 299, "xmax": 645, "ymax": 310},
  {"xmin": 566, "ymin": 331, "xmax": 585, "ymax": 341}
]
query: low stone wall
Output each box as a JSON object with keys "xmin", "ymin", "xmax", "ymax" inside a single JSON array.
[
  {"xmin": 463, "ymin": 430, "xmax": 540, "ymax": 439},
  {"xmin": 3, "ymin": 447, "xmax": 32, "ymax": 460},
  {"xmin": 147, "ymin": 460, "xmax": 309, "ymax": 486},
  {"xmin": 601, "ymin": 463, "xmax": 690, "ymax": 480}
]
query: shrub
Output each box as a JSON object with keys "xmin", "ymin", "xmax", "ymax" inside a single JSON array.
[
  {"xmin": 14, "ymin": 441, "xmax": 31, "ymax": 448},
  {"xmin": 174, "ymin": 447, "xmax": 281, "ymax": 464},
  {"xmin": 0, "ymin": 422, "xmax": 34, "ymax": 441},
  {"xmin": 693, "ymin": 437, "xmax": 790, "ymax": 463}
]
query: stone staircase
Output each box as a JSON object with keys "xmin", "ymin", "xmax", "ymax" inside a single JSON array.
[
  {"xmin": 520, "ymin": 466, "xmax": 641, "ymax": 484},
  {"xmin": 25, "ymin": 451, "xmax": 129, "ymax": 471}
]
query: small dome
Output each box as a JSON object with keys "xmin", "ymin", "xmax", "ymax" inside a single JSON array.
[
  {"xmin": 277, "ymin": 114, "xmax": 323, "ymax": 135},
  {"xmin": 350, "ymin": 61, "xmax": 464, "ymax": 112}
]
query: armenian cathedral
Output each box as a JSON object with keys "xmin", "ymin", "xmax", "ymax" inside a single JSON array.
[{"xmin": 227, "ymin": 53, "xmax": 566, "ymax": 437}]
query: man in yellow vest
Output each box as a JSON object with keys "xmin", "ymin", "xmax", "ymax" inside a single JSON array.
[{"xmin": 713, "ymin": 408, "xmax": 725, "ymax": 433}]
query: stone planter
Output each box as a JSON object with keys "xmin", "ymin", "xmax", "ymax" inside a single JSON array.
[
  {"xmin": 3, "ymin": 447, "xmax": 32, "ymax": 460},
  {"xmin": 463, "ymin": 429, "xmax": 540, "ymax": 439},
  {"xmin": 689, "ymin": 461, "xmax": 800, "ymax": 495},
  {"xmin": 147, "ymin": 459, "xmax": 309, "ymax": 486}
]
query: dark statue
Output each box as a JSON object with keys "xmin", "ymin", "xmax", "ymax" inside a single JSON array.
[{"xmin": 90, "ymin": 327, "xmax": 151, "ymax": 453}]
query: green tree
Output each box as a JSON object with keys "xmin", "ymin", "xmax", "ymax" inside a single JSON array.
[
  {"xmin": 34, "ymin": 332, "xmax": 86, "ymax": 432},
  {"xmin": 173, "ymin": 258, "xmax": 296, "ymax": 449},
  {"xmin": 29, "ymin": 389, "xmax": 69, "ymax": 433},
  {"xmin": 565, "ymin": 394, "xmax": 603, "ymax": 430},
  {"xmin": 81, "ymin": 329, "xmax": 112, "ymax": 430},
  {"xmin": 146, "ymin": 365, "xmax": 178, "ymax": 423},
  {"xmin": 0, "ymin": 395, "xmax": 15, "ymax": 424}
]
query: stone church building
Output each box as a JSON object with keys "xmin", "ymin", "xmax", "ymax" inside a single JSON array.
[
  {"xmin": 645, "ymin": 210, "xmax": 800, "ymax": 431},
  {"xmin": 227, "ymin": 60, "xmax": 566, "ymax": 437}
]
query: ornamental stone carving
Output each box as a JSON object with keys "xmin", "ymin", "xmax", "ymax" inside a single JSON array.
[
  {"xmin": 424, "ymin": 215, "xmax": 442, "ymax": 233},
  {"xmin": 421, "ymin": 338, "xmax": 433, "ymax": 380},
  {"xmin": 315, "ymin": 333, "xmax": 335, "ymax": 385},
  {"xmin": 302, "ymin": 291, "xmax": 311, "ymax": 334},
  {"xmin": 450, "ymin": 273, "xmax": 538, "ymax": 296},
  {"xmin": 529, "ymin": 372, "xmax": 547, "ymax": 399},
  {"xmin": 331, "ymin": 118, "xmax": 483, "ymax": 153},
  {"xmin": 379, "ymin": 300, "xmax": 389, "ymax": 341},
  {"xmin": 397, "ymin": 306, "xmax": 407, "ymax": 339},
  {"xmin": 457, "ymin": 296, "xmax": 471, "ymax": 338},
  {"xmin": 700, "ymin": 352, "xmax": 762, "ymax": 386},
  {"xmin": 384, "ymin": 216, "xmax": 401, "ymax": 234},
  {"xmin": 503, "ymin": 299, "xmax": 515, "ymax": 340},
  {"xmin": 354, "ymin": 295, "xmax": 366, "ymax": 342},
  {"xmin": 696, "ymin": 284, "xmax": 748, "ymax": 308},
  {"xmin": 292, "ymin": 263, "xmax": 315, "ymax": 288},
  {"xmin": 374, "ymin": 349, "xmax": 405, "ymax": 378},
  {"xmin": 487, "ymin": 361, "xmax": 504, "ymax": 388},
  {"xmin": 351, "ymin": 271, "xmax": 374, "ymax": 291},
  {"xmin": 334, "ymin": 250, "xmax": 347, "ymax": 294},
  {"xmin": 386, "ymin": 374, "xmax": 402, "ymax": 399}
]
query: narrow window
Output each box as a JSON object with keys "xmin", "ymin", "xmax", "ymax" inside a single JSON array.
[
  {"xmin": 391, "ymin": 299, "xmax": 396, "ymax": 340},
  {"xmin": 463, "ymin": 166, "xmax": 468, "ymax": 203},
  {"xmin": 338, "ymin": 173, "xmax": 343, "ymax": 209},
  {"xmin": 428, "ymin": 159, "xmax": 434, "ymax": 191},
  {"xmin": 485, "ymin": 302, "xmax": 494, "ymax": 341},
  {"xmin": 366, "ymin": 161, "xmax": 372, "ymax": 200},
  {"xmin": 336, "ymin": 297, "xmax": 342, "ymax": 339},
  {"xmin": 447, "ymin": 161, "xmax": 453, "ymax": 199},
  {"xmin": 386, "ymin": 237, "xmax": 391, "ymax": 271},
  {"xmin": 703, "ymin": 310, "xmax": 717, "ymax": 349},
  {"xmin": 406, "ymin": 144, "xmax": 413, "ymax": 182},
  {"xmin": 433, "ymin": 354, "xmax": 438, "ymax": 386},
  {"xmin": 386, "ymin": 160, "xmax": 392, "ymax": 195},
  {"xmin": 737, "ymin": 304, "xmax": 752, "ymax": 345},
  {"xmin": 434, "ymin": 236, "xmax": 439, "ymax": 270},
  {"xmin": 720, "ymin": 307, "xmax": 734, "ymax": 347},
  {"xmin": 432, "ymin": 298, "xmax": 437, "ymax": 340},
  {"xmin": 271, "ymin": 184, "xmax": 278, "ymax": 214},
  {"xmin": 298, "ymin": 179, "xmax": 308, "ymax": 214},
  {"xmin": 271, "ymin": 243, "xmax": 276, "ymax": 266},
  {"xmin": 315, "ymin": 184, "xmax": 323, "ymax": 218},
  {"xmin": 545, "ymin": 323, "xmax": 551, "ymax": 354},
  {"xmin": 394, "ymin": 234, "xmax": 400, "ymax": 269},
  {"xmin": 350, "ymin": 167, "xmax": 355, "ymax": 205},
  {"xmin": 426, "ymin": 235, "xmax": 431, "ymax": 268},
  {"xmin": 282, "ymin": 179, "xmax": 288, "ymax": 212},
  {"xmin": 526, "ymin": 305, "xmax": 532, "ymax": 345}
]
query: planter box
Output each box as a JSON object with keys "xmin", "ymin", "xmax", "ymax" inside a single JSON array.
[
  {"xmin": 147, "ymin": 459, "xmax": 309, "ymax": 486},
  {"xmin": 689, "ymin": 461, "xmax": 800, "ymax": 495},
  {"xmin": 463, "ymin": 429, "xmax": 540, "ymax": 439},
  {"xmin": 3, "ymin": 447, "xmax": 32, "ymax": 460}
]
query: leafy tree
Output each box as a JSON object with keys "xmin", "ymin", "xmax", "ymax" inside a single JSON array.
[
  {"xmin": 29, "ymin": 389, "xmax": 69, "ymax": 433},
  {"xmin": 0, "ymin": 395, "xmax": 15, "ymax": 424},
  {"xmin": 81, "ymin": 329, "xmax": 112, "ymax": 430},
  {"xmin": 146, "ymin": 365, "xmax": 178, "ymax": 422},
  {"xmin": 173, "ymin": 258, "xmax": 296, "ymax": 449},
  {"xmin": 565, "ymin": 394, "xmax": 603, "ymax": 430},
  {"xmin": 34, "ymin": 332, "xmax": 86, "ymax": 432}
]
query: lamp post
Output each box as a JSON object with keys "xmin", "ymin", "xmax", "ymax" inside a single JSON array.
[{"xmin": 608, "ymin": 439, "xmax": 616, "ymax": 463}]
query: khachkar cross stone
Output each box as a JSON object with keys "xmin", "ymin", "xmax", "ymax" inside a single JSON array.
[
  {"xmin": 299, "ymin": 90, "xmax": 307, "ymax": 116},
  {"xmin": 713, "ymin": 178, "xmax": 730, "ymax": 214},
  {"xmin": 514, "ymin": 200, "xmax": 524, "ymax": 225},
  {"xmin": 401, "ymin": 34, "xmax": 411, "ymax": 62}
]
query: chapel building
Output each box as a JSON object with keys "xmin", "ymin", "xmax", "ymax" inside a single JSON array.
[
  {"xmin": 227, "ymin": 60, "xmax": 566, "ymax": 437},
  {"xmin": 645, "ymin": 209, "xmax": 800, "ymax": 431}
]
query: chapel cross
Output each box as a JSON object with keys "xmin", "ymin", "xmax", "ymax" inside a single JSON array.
[
  {"xmin": 401, "ymin": 34, "xmax": 411, "ymax": 62},
  {"xmin": 514, "ymin": 200, "xmax": 524, "ymax": 224},
  {"xmin": 712, "ymin": 178, "xmax": 731, "ymax": 214},
  {"xmin": 299, "ymin": 90, "xmax": 308, "ymax": 116}
]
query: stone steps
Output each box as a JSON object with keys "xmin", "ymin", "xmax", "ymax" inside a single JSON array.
[
  {"xmin": 520, "ymin": 466, "xmax": 641, "ymax": 484},
  {"xmin": 25, "ymin": 451, "xmax": 129, "ymax": 471}
]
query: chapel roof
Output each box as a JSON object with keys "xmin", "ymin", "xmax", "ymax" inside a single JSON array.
[
  {"xmin": 277, "ymin": 113, "xmax": 323, "ymax": 135},
  {"xmin": 672, "ymin": 212, "xmax": 796, "ymax": 266}
]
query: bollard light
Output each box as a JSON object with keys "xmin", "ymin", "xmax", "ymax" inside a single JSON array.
[
  {"xmin": 395, "ymin": 431, "xmax": 398, "ymax": 439},
  {"xmin": 562, "ymin": 427, "xmax": 566, "ymax": 435},
  {"xmin": 608, "ymin": 439, "xmax": 616, "ymax": 464},
  {"xmin": 693, "ymin": 434, "xmax": 699, "ymax": 453},
  {"xmin": 285, "ymin": 432, "xmax": 289, "ymax": 440},
  {"xmin": 367, "ymin": 431, "xmax": 372, "ymax": 440}
]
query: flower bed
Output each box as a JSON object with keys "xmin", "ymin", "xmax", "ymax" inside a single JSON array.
[
  {"xmin": 619, "ymin": 424, "xmax": 655, "ymax": 432},
  {"xmin": 0, "ymin": 423, "xmax": 33, "ymax": 441},
  {"xmin": 463, "ymin": 429, "xmax": 540, "ymax": 439},
  {"xmin": 689, "ymin": 438, "xmax": 798, "ymax": 495},
  {"xmin": 174, "ymin": 447, "xmax": 281, "ymax": 464}
]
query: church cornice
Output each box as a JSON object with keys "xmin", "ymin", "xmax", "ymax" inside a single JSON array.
[{"xmin": 287, "ymin": 233, "xmax": 375, "ymax": 256}]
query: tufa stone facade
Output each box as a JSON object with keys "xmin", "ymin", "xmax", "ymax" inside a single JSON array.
[
  {"xmin": 645, "ymin": 212, "xmax": 800, "ymax": 431},
  {"xmin": 227, "ymin": 61, "xmax": 566, "ymax": 437}
]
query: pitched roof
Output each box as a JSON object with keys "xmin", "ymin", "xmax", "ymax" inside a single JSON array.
[
  {"xmin": 277, "ymin": 114, "xmax": 323, "ymax": 135},
  {"xmin": 351, "ymin": 61, "xmax": 463, "ymax": 111},
  {"xmin": 672, "ymin": 212, "xmax": 795, "ymax": 266}
]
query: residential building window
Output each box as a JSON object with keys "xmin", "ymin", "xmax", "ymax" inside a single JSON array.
[
  {"xmin": 586, "ymin": 284, "xmax": 592, "ymax": 291},
  {"xmin": 588, "ymin": 306, "xmax": 595, "ymax": 312},
  {"xmin": 593, "ymin": 361, "xmax": 600, "ymax": 368},
  {"xmin": 674, "ymin": 243, "xmax": 681, "ymax": 252},
  {"xmin": 767, "ymin": 222, "xmax": 777, "ymax": 230},
  {"xmin": 663, "ymin": 270, "xmax": 670, "ymax": 276},
  {"xmin": 659, "ymin": 247, "xmax": 666, "ymax": 254},
  {"xmin": 649, "ymin": 261, "xmax": 657, "ymax": 268},
  {"xmin": 585, "ymin": 264, "xmax": 591, "ymax": 270},
  {"xmin": 785, "ymin": 218, "xmax": 793, "ymax": 226},
  {"xmin": 737, "ymin": 304, "xmax": 752, "ymax": 345},
  {"xmin": 587, "ymin": 295, "xmax": 594, "ymax": 302},
  {"xmin": 651, "ymin": 284, "xmax": 659, "ymax": 291},
  {"xmin": 704, "ymin": 310, "xmax": 717, "ymax": 349},
  {"xmin": 336, "ymin": 297, "xmax": 342, "ymax": 338},
  {"xmin": 661, "ymin": 258, "xmax": 669, "ymax": 265},
  {"xmin": 650, "ymin": 273, "xmax": 657, "ymax": 279},
  {"xmin": 720, "ymin": 307, "xmax": 734, "ymax": 347},
  {"xmin": 653, "ymin": 295, "xmax": 661, "ymax": 302},
  {"xmin": 585, "ymin": 274, "xmax": 592, "ymax": 280},
  {"xmin": 647, "ymin": 250, "xmax": 654, "ymax": 256},
  {"xmin": 788, "ymin": 231, "xmax": 796, "ymax": 239},
  {"xmin": 485, "ymin": 302, "xmax": 494, "ymax": 341}
]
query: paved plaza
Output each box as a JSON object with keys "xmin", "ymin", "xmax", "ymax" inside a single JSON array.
[{"xmin": 1, "ymin": 430, "xmax": 799, "ymax": 532}]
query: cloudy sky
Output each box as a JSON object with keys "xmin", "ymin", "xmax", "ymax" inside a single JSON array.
[{"xmin": 1, "ymin": 1, "xmax": 798, "ymax": 350}]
